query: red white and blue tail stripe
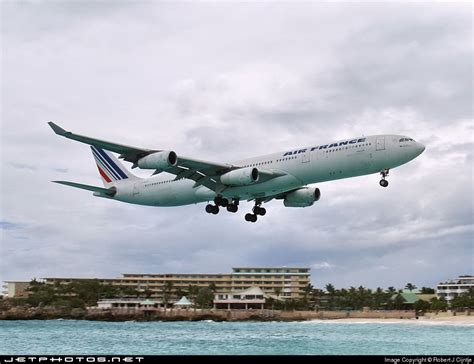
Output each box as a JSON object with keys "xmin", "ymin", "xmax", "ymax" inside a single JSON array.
[{"xmin": 90, "ymin": 146, "xmax": 134, "ymax": 186}]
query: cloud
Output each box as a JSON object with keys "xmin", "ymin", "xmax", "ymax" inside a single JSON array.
[
  {"xmin": 0, "ymin": 221, "xmax": 21, "ymax": 230},
  {"xmin": 9, "ymin": 163, "xmax": 37, "ymax": 171},
  {"xmin": 1, "ymin": 2, "xmax": 472, "ymax": 289},
  {"xmin": 312, "ymin": 262, "xmax": 336, "ymax": 270}
]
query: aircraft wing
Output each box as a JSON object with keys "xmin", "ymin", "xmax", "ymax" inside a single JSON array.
[
  {"xmin": 48, "ymin": 122, "xmax": 238, "ymax": 190},
  {"xmin": 48, "ymin": 122, "xmax": 158, "ymax": 163}
]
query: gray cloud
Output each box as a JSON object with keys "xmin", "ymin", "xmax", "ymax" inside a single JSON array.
[{"xmin": 1, "ymin": 2, "xmax": 472, "ymax": 290}]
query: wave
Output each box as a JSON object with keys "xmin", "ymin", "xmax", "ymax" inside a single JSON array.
[{"xmin": 299, "ymin": 318, "xmax": 474, "ymax": 327}]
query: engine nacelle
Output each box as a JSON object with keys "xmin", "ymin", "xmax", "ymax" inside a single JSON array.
[
  {"xmin": 137, "ymin": 151, "xmax": 178, "ymax": 170},
  {"xmin": 220, "ymin": 167, "xmax": 259, "ymax": 186},
  {"xmin": 283, "ymin": 187, "xmax": 321, "ymax": 207}
]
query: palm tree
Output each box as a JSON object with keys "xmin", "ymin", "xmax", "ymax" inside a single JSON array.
[
  {"xmin": 188, "ymin": 285, "xmax": 199, "ymax": 303},
  {"xmin": 162, "ymin": 281, "xmax": 174, "ymax": 308},
  {"xmin": 311, "ymin": 289, "xmax": 323, "ymax": 310},
  {"xmin": 303, "ymin": 284, "xmax": 313, "ymax": 301},
  {"xmin": 325, "ymin": 283, "xmax": 335, "ymax": 294},
  {"xmin": 208, "ymin": 283, "xmax": 217, "ymax": 293},
  {"xmin": 405, "ymin": 283, "xmax": 417, "ymax": 292},
  {"xmin": 374, "ymin": 287, "xmax": 385, "ymax": 309},
  {"xmin": 347, "ymin": 286, "xmax": 357, "ymax": 309},
  {"xmin": 302, "ymin": 284, "xmax": 314, "ymax": 310},
  {"xmin": 325, "ymin": 283, "xmax": 336, "ymax": 310}
]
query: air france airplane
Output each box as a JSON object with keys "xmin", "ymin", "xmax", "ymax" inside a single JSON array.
[{"xmin": 48, "ymin": 122, "xmax": 425, "ymax": 222}]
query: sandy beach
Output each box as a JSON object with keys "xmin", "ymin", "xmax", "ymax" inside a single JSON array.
[{"xmin": 322, "ymin": 315, "xmax": 474, "ymax": 325}]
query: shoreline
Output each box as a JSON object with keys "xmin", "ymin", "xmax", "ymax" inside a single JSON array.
[
  {"xmin": 306, "ymin": 316, "xmax": 474, "ymax": 325},
  {"xmin": 1, "ymin": 307, "xmax": 472, "ymax": 324}
]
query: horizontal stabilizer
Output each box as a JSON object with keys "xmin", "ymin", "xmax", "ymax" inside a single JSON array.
[{"xmin": 52, "ymin": 181, "xmax": 116, "ymax": 197}]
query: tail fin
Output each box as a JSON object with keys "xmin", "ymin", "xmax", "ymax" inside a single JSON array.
[{"xmin": 90, "ymin": 145, "xmax": 137, "ymax": 187}]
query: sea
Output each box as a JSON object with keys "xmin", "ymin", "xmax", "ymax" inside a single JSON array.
[{"xmin": 0, "ymin": 319, "xmax": 473, "ymax": 355}]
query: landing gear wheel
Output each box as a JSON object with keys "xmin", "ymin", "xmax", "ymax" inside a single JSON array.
[
  {"xmin": 205, "ymin": 204, "xmax": 214, "ymax": 213},
  {"xmin": 214, "ymin": 196, "xmax": 228, "ymax": 207},
  {"xmin": 253, "ymin": 206, "xmax": 266, "ymax": 216},
  {"xmin": 227, "ymin": 204, "xmax": 238, "ymax": 213},
  {"xmin": 211, "ymin": 205, "xmax": 219, "ymax": 214},
  {"xmin": 379, "ymin": 169, "xmax": 390, "ymax": 188},
  {"xmin": 245, "ymin": 213, "xmax": 257, "ymax": 222}
]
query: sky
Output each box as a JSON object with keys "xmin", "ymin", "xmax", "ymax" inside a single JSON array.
[{"xmin": 1, "ymin": 1, "xmax": 472, "ymax": 290}]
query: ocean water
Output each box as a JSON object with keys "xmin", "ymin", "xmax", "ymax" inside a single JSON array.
[{"xmin": 0, "ymin": 319, "xmax": 473, "ymax": 355}]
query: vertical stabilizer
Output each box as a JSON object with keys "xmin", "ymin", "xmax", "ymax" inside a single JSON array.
[{"xmin": 90, "ymin": 146, "xmax": 137, "ymax": 187}]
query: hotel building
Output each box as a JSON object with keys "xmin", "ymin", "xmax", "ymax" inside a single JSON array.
[
  {"xmin": 2, "ymin": 281, "xmax": 31, "ymax": 298},
  {"xmin": 436, "ymin": 275, "xmax": 474, "ymax": 306},
  {"xmin": 41, "ymin": 267, "xmax": 311, "ymax": 302}
]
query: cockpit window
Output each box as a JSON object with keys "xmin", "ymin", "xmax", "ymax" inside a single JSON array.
[{"xmin": 399, "ymin": 138, "xmax": 415, "ymax": 142}]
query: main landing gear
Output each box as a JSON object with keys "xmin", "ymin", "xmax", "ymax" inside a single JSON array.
[
  {"xmin": 205, "ymin": 196, "xmax": 239, "ymax": 215},
  {"xmin": 244, "ymin": 202, "xmax": 266, "ymax": 223},
  {"xmin": 205, "ymin": 196, "xmax": 266, "ymax": 223},
  {"xmin": 379, "ymin": 169, "xmax": 389, "ymax": 187}
]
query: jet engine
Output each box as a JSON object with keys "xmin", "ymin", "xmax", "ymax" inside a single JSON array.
[
  {"xmin": 283, "ymin": 187, "xmax": 321, "ymax": 207},
  {"xmin": 220, "ymin": 167, "xmax": 259, "ymax": 186},
  {"xmin": 137, "ymin": 151, "xmax": 178, "ymax": 170}
]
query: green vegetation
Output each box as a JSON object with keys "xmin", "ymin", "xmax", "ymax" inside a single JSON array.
[
  {"xmin": 429, "ymin": 297, "xmax": 448, "ymax": 311},
  {"xmin": 6, "ymin": 280, "xmax": 472, "ymax": 312},
  {"xmin": 413, "ymin": 299, "xmax": 431, "ymax": 312},
  {"xmin": 19, "ymin": 279, "xmax": 141, "ymax": 309},
  {"xmin": 450, "ymin": 288, "xmax": 474, "ymax": 309},
  {"xmin": 162, "ymin": 281, "xmax": 174, "ymax": 308},
  {"xmin": 307, "ymin": 283, "xmax": 448, "ymax": 311},
  {"xmin": 421, "ymin": 287, "xmax": 435, "ymax": 294},
  {"xmin": 195, "ymin": 287, "xmax": 214, "ymax": 308},
  {"xmin": 404, "ymin": 283, "xmax": 417, "ymax": 292}
]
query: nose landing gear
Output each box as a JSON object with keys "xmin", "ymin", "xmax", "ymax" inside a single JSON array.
[{"xmin": 379, "ymin": 169, "xmax": 389, "ymax": 187}]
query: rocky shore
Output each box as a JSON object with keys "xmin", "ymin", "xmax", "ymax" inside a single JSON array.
[{"xmin": 0, "ymin": 306, "xmax": 425, "ymax": 321}]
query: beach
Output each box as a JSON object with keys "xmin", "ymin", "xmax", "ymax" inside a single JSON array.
[{"xmin": 321, "ymin": 315, "xmax": 474, "ymax": 325}]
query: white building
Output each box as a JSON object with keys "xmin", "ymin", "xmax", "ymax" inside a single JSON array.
[
  {"xmin": 96, "ymin": 298, "xmax": 158, "ymax": 310},
  {"xmin": 213, "ymin": 286, "xmax": 268, "ymax": 310},
  {"xmin": 436, "ymin": 275, "xmax": 474, "ymax": 306},
  {"xmin": 2, "ymin": 281, "xmax": 30, "ymax": 298}
]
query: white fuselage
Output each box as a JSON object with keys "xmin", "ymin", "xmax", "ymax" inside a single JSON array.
[{"xmin": 111, "ymin": 134, "xmax": 425, "ymax": 206}]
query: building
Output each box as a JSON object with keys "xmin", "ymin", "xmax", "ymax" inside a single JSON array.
[
  {"xmin": 437, "ymin": 275, "xmax": 474, "ymax": 306},
  {"xmin": 96, "ymin": 298, "xmax": 159, "ymax": 310},
  {"xmin": 391, "ymin": 290, "xmax": 436, "ymax": 309},
  {"xmin": 42, "ymin": 267, "xmax": 311, "ymax": 303},
  {"xmin": 213, "ymin": 286, "xmax": 267, "ymax": 310},
  {"xmin": 2, "ymin": 281, "xmax": 30, "ymax": 298}
]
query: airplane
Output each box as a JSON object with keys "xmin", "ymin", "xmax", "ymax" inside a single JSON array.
[{"xmin": 48, "ymin": 122, "xmax": 425, "ymax": 222}]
